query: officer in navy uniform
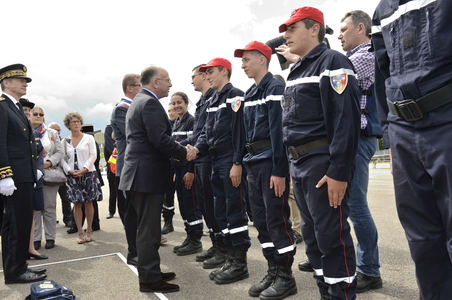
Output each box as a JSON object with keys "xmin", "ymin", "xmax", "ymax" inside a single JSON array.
[
  {"xmin": 279, "ymin": 7, "xmax": 360, "ymax": 299},
  {"xmin": 373, "ymin": 1, "xmax": 452, "ymax": 299},
  {"xmin": 193, "ymin": 58, "xmax": 251, "ymax": 285},
  {"xmin": 180, "ymin": 64, "xmax": 226, "ymax": 269},
  {"xmin": 170, "ymin": 91, "xmax": 204, "ymax": 256},
  {"xmin": 0, "ymin": 64, "xmax": 47, "ymax": 284},
  {"xmin": 234, "ymin": 41, "xmax": 296, "ymax": 300}
]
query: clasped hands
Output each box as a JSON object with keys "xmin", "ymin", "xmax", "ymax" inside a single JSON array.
[{"xmin": 185, "ymin": 145, "xmax": 199, "ymax": 161}]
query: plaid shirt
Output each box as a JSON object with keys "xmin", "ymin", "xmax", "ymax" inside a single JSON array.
[{"xmin": 347, "ymin": 41, "xmax": 374, "ymax": 129}]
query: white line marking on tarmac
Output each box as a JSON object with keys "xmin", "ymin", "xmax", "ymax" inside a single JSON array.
[{"xmin": 1, "ymin": 252, "xmax": 169, "ymax": 300}]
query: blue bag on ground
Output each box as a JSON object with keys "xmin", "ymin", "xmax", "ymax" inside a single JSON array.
[{"xmin": 26, "ymin": 280, "xmax": 76, "ymax": 299}]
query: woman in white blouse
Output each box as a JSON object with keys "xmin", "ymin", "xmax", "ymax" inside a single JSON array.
[
  {"xmin": 30, "ymin": 106, "xmax": 64, "ymax": 251},
  {"xmin": 61, "ymin": 112, "xmax": 102, "ymax": 244}
]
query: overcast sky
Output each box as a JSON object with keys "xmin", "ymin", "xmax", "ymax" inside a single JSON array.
[{"xmin": 3, "ymin": 0, "xmax": 380, "ymax": 137}]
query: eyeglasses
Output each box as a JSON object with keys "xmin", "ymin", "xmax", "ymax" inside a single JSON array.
[
  {"xmin": 191, "ymin": 73, "xmax": 202, "ymax": 80},
  {"xmin": 32, "ymin": 113, "xmax": 44, "ymax": 117},
  {"xmin": 130, "ymin": 84, "xmax": 141, "ymax": 87},
  {"xmin": 156, "ymin": 78, "xmax": 172, "ymax": 83},
  {"xmin": 70, "ymin": 120, "xmax": 81, "ymax": 124}
]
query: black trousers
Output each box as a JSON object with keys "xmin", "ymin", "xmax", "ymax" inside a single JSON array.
[
  {"xmin": 127, "ymin": 189, "xmax": 165, "ymax": 283},
  {"xmin": 58, "ymin": 184, "xmax": 72, "ymax": 225},
  {"xmin": 115, "ymin": 176, "xmax": 126, "ymax": 223},
  {"xmin": 107, "ymin": 168, "xmax": 117, "ymax": 215},
  {"xmin": 1, "ymin": 182, "xmax": 34, "ymax": 280}
]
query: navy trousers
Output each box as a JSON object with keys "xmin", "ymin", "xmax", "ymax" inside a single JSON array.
[
  {"xmin": 389, "ymin": 121, "xmax": 452, "ymax": 300},
  {"xmin": 211, "ymin": 156, "xmax": 250, "ymax": 251},
  {"xmin": 290, "ymin": 154, "xmax": 356, "ymax": 300},
  {"xmin": 247, "ymin": 158, "xmax": 295, "ymax": 266}
]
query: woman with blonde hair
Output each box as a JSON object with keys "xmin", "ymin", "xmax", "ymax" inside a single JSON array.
[{"xmin": 61, "ymin": 112, "xmax": 102, "ymax": 244}]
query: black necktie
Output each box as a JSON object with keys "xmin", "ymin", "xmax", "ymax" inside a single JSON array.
[{"xmin": 16, "ymin": 102, "xmax": 22, "ymax": 110}]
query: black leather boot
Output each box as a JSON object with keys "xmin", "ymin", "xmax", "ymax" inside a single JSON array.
[
  {"xmin": 203, "ymin": 246, "xmax": 228, "ymax": 269},
  {"xmin": 209, "ymin": 249, "xmax": 233, "ymax": 280},
  {"xmin": 248, "ymin": 260, "xmax": 277, "ymax": 297},
  {"xmin": 214, "ymin": 250, "xmax": 249, "ymax": 284},
  {"xmin": 259, "ymin": 265, "xmax": 297, "ymax": 300},
  {"xmin": 176, "ymin": 238, "xmax": 202, "ymax": 256},
  {"xmin": 161, "ymin": 217, "xmax": 174, "ymax": 234},
  {"xmin": 196, "ymin": 243, "xmax": 218, "ymax": 262},
  {"xmin": 173, "ymin": 236, "xmax": 190, "ymax": 253}
]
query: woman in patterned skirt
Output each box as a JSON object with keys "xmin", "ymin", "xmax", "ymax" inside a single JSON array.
[{"xmin": 60, "ymin": 112, "xmax": 102, "ymax": 244}]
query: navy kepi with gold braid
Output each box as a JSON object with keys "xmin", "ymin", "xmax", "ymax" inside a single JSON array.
[{"xmin": 0, "ymin": 63, "xmax": 32, "ymax": 83}]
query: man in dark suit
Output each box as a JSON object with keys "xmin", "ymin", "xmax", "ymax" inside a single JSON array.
[
  {"xmin": 110, "ymin": 73, "xmax": 141, "ymax": 267},
  {"xmin": 0, "ymin": 63, "xmax": 47, "ymax": 284},
  {"xmin": 103, "ymin": 124, "xmax": 117, "ymax": 219},
  {"xmin": 119, "ymin": 66, "xmax": 195, "ymax": 293}
]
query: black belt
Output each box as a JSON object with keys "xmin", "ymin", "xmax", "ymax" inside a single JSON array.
[
  {"xmin": 287, "ymin": 137, "xmax": 329, "ymax": 160},
  {"xmin": 246, "ymin": 139, "xmax": 271, "ymax": 154},
  {"xmin": 387, "ymin": 82, "xmax": 452, "ymax": 121},
  {"xmin": 208, "ymin": 143, "xmax": 233, "ymax": 158}
]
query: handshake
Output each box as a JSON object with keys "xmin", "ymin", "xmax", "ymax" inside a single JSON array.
[{"xmin": 185, "ymin": 145, "xmax": 199, "ymax": 161}]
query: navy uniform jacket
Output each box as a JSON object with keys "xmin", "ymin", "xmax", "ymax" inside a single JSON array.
[
  {"xmin": 282, "ymin": 43, "xmax": 360, "ymax": 182},
  {"xmin": 180, "ymin": 88, "xmax": 215, "ymax": 165},
  {"xmin": 0, "ymin": 94, "xmax": 37, "ymax": 183},
  {"xmin": 243, "ymin": 72, "xmax": 288, "ymax": 178},
  {"xmin": 171, "ymin": 112, "xmax": 194, "ymax": 167},
  {"xmin": 195, "ymin": 83, "xmax": 246, "ymax": 163},
  {"xmin": 110, "ymin": 98, "xmax": 132, "ymax": 177},
  {"xmin": 372, "ymin": 0, "xmax": 452, "ymax": 148},
  {"xmin": 118, "ymin": 89, "xmax": 186, "ymax": 194}
]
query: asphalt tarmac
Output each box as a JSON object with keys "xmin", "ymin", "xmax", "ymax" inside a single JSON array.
[{"xmin": 1, "ymin": 163, "xmax": 419, "ymax": 300}]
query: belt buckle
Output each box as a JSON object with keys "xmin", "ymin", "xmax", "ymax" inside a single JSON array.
[
  {"xmin": 395, "ymin": 99, "xmax": 423, "ymax": 121},
  {"xmin": 288, "ymin": 146, "xmax": 300, "ymax": 160},
  {"xmin": 245, "ymin": 144, "xmax": 253, "ymax": 154}
]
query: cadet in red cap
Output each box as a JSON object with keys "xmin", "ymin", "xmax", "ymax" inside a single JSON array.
[
  {"xmin": 192, "ymin": 58, "xmax": 251, "ymax": 285},
  {"xmin": 0, "ymin": 64, "xmax": 47, "ymax": 284},
  {"xmin": 234, "ymin": 41, "xmax": 297, "ymax": 300},
  {"xmin": 280, "ymin": 7, "xmax": 361, "ymax": 300}
]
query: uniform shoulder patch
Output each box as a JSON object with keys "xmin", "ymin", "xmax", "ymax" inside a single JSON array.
[
  {"xmin": 231, "ymin": 97, "xmax": 242, "ymax": 112},
  {"xmin": 330, "ymin": 73, "xmax": 348, "ymax": 94},
  {"xmin": 0, "ymin": 97, "xmax": 5, "ymax": 101}
]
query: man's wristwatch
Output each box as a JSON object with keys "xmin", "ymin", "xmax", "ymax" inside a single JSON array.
[{"xmin": 233, "ymin": 162, "xmax": 242, "ymax": 165}]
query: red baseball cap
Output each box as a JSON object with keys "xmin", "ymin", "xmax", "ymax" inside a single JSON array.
[
  {"xmin": 279, "ymin": 6, "xmax": 325, "ymax": 33},
  {"xmin": 234, "ymin": 41, "xmax": 272, "ymax": 61},
  {"xmin": 199, "ymin": 58, "xmax": 232, "ymax": 73}
]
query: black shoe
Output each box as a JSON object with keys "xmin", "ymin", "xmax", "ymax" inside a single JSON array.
[
  {"xmin": 161, "ymin": 217, "xmax": 174, "ymax": 234},
  {"xmin": 204, "ymin": 247, "xmax": 228, "ymax": 269},
  {"xmin": 294, "ymin": 232, "xmax": 303, "ymax": 244},
  {"xmin": 356, "ymin": 272, "xmax": 383, "ymax": 293},
  {"xmin": 176, "ymin": 238, "xmax": 202, "ymax": 256},
  {"xmin": 45, "ymin": 240, "xmax": 55, "ymax": 249},
  {"xmin": 67, "ymin": 227, "xmax": 77, "ymax": 234},
  {"xmin": 27, "ymin": 268, "xmax": 46, "ymax": 275},
  {"xmin": 28, "ymin": 253, "xmax": 49, "ymax": 260},
  {"xmin": 320, "ymin": 295, "xmax": 331, "ymax": 300},
  {"xmin": 248, "ymin": 261, "xmax": 277, "ymax": 297},
  {"xmin": 33, "ymin": 241, "xmax": 41, "ymax": 251},
  {"xmin": 5, "ymin": 271, "xmax": 47, "ymax": 284},
  {"xmin": 214, "ymin": 250, "xmax": 249, "ymax": 284},
  {"xmin": 106, "ymin": 213, "xmax": 114, "ymax": 219},
  {"xmin": 127, "ymin": 256, "xmax": 138, "ymax": 267},
  {"xmin": 259, "ymin": 265, "xmax": 298, "ymax": 300},
  {"xmin": 161, "ymin": 272, "xmax": 176, "ymax": 281},
  {"xmin": 298, "ymin": 259, "xmax": 313, "ymax": 272},
  {"xmin": 173, "ymin": 236, "xmax": 190, "ymax": 253},
  {"xmin": 196, "ymin": 244, "xmax": 218, "ymax": 262},
  {"xmin": 139, "ymin": 280, "xmax": 179, "ymax": 293}
]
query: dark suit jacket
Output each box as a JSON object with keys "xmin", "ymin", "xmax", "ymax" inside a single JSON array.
[
  {"xmin": 119, "ymin": 89, "xmax": 186, "ymax": 194},
  {"xmin": 0, "ymin": 94, "xmax": 37, "ymax": 183},
  {"xmin": 110, "ymin": 99, "xmax": 128, "ymax": 177}
]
